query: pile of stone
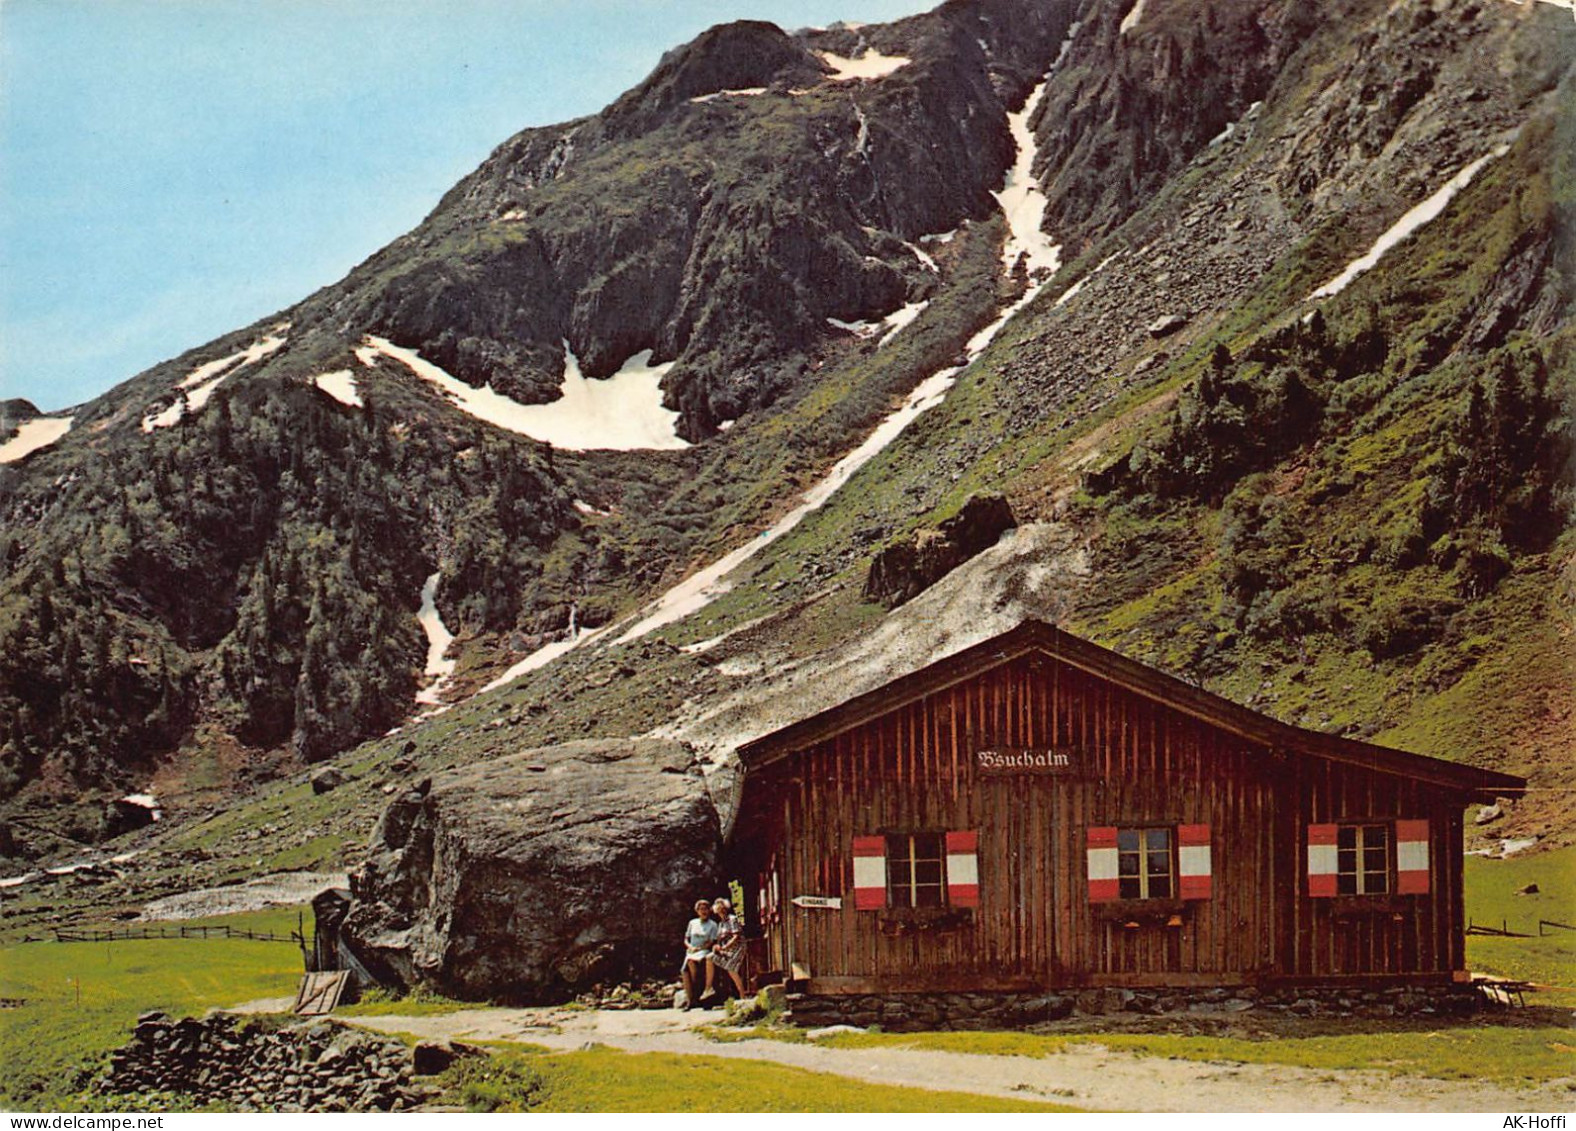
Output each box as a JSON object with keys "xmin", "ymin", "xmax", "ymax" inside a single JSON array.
[
  {"xmin": 574, "ymin": 979, "xmax": 683, "ymax": 1011},
  {"xmin": 100, "ymin": 1012, "xmax": 429, "ymax": 1112}
]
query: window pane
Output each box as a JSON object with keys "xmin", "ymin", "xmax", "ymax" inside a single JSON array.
[
  {"xmin": 1147, "ymin": 850, "xmax": 1170, "ymax": 876},
  {"xmin": 1118, "ymin": 852, "xmax": 1140, "ymax": 876},
  {"xmin": 1337, "ymin": 847, "xmax": 1357, "ymax": 874},
  {"xmin": 1338, "ymin": 826, "xmax": 1356, "ymax": 850},
  {"xmin": 913, "ymin": 833, "xmax": 943, "ymax": 861},
  {"xmin": 890, "ymin": 884, "xmax": 914, "ymax": 908},
  {"xmin": 915, "ymin": 884, "xmax": 944, "ymax": 908},
  {"xmin": 1146, "ymin": 829, "xmax": 1170, "ymax": 851},
  {"xmin": 1363, "ymin": 846, "xmax": 1387, "ymax": 872},
  {"xmin": 914, "ymin": 860, "xmax": 942, "ymax": 886},
  {"xmin": 1337, "ymin": 872, "xmax": 1357, "ymax": 895},
  {"xmin": 1119, "ymin": 876, "xmax": 1141, "ymax": 899},
  {"xmin": 1118, "ymin": 829, "xmax": 1140, "ymax": 851},
  {"xmin": 888, "ymin": 857, "xmax": 914, "ymax": 888},
  {"xmin": 1365, "ymin": 869, "xmax": 1388, "ymax": 894},
  {"xmin": 1149, "ymin": 875, "xmax": 1171, "ymax": 898}
]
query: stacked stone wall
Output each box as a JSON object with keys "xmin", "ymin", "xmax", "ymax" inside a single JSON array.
[
  {"xmin": 100, "ymin": 1012, "xmax": 427, "ymax": 1112},
  {"xmin": 786, "ymin": 983, "xmax": 1482, "ymax": 1031}
]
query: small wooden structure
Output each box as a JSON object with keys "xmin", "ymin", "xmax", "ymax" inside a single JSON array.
[
  {"xmin": 293, "ymin": 886, "xmax": 375, "ymax": 1013},
  {"xmin": 728, "ymin": 620, "xmax": 1523, "ymax": 1001},
  {"xmin": 293, "ymin": 970, "xmax": 351, "ymax": 1016}
]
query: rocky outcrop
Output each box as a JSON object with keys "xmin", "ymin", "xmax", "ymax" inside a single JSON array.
[
  {"xmin": 310, "ymin": 766, "xmax": 346, "ymax": 794},
  {"xmin": 322, "ymin": 2, "xmax": 1078, "ymax": 438},
  {"xmin": 0, "ymin": 398, "xmax": 39, "ymax": 443},
  {"xmin": 864, "ymin": 494, "xmax": 1017, "ymax": 608},
  {"xmin": 100, "ymin": 1012, "xmax": 425, "ymax": 1112},
  {"xmin": 342, "ymin": 738, "xmax": 724, "ymax": 1002}
]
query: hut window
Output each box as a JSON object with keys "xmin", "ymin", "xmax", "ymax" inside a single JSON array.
[
  {"xmin": 886, "ymin": 832, "xmax": 946, "ymax": 908},
  {"xmin": 1337, "ymin": 824, "xmax": 1390, "ymax": 895},
  {"xmin": 1117, "ymin": 828, "xmax": 1174, "ymax": 900}
]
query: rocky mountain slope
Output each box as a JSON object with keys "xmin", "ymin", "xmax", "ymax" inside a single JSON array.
[{"xmin": 0, "ymin": 0, "xmax": 1571, "ymax": 884}]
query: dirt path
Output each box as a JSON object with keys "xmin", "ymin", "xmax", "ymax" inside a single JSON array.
[{"xmin": 331, "ymin": 1006, "xmax": 1572, "ymax": 1112}]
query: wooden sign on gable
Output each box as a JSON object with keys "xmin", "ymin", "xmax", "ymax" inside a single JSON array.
[{"xmin": 975, "ymin": 747, "xmax": 1081, "ymax": 774}]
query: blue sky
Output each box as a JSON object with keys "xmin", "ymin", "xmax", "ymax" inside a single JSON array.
[{"xmin": 1, "ymin": 0, "xmax": 932, "ymax": 412}]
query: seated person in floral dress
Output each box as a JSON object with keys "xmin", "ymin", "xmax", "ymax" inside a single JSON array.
[{"xmin": 707, "ymin": 897, "xmax": 747, "ymax": 1001}]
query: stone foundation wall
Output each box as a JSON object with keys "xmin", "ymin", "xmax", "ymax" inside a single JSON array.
[{"xmin": 785, "ymin": 983, "xmax": 1482, "ymax": 1031}]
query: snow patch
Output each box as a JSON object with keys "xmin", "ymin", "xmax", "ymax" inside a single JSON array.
[
  {"xmin": 816, "ymin": 49, "xmax": 911, "ymax": 81},
  {"xmin": 993, "ymin": 81, "xmax": 1061, "ymax": 284},
  {"xmin": 314, "ymin": 370, "xmax": 363, "ymax": 408},
  {"xmin": 145, "ymin": 331, "xmax": 288, "ymax": 432},
  {"xmin": 680, "ymin": 612, "xmax": 774, "ymax": 656},
  {"xmin": 478, "ymin": 71, "xmax": 1068, "ymax": 681},
  {"xmin": 827, "ymin": 316, "xmax": 882, "ymax": 339},
  {"xmin": 690, "ymin": 87, "xmax": 768, "ymax": 103},
  {"xmin": 481, "ymin": 606, "xmax": 596, "ymax": 694},
  {"xmin": 1055, "ymin": 253, "xmax": 1120, "ymax": 308},
  {"xmin": 1466, "ymin": 836, "xmax": 1539, "ymax": 858},
  {"xmin": 0, "ymin": 417, "xmax": 73, "ymax": 464},
  {"xmin": 1120, "ymin": 0, "xmax": 1147, "ymax": 34},
  {"xmin": 612, "ymin": 364, "xmax": 963, "ymax": 647},
  {"xmin": 415, "ymin": 572, "xmax": 456, "ymax": 706},
  {"xmin": 0, "ymin": 849, "xmax": 145, "ymax": 889},
  {"xmin": 141, "ymin": 401, "xmax": 185, "ymax": 433},
  {"xmin": 878, "ymin": 300, "xmax": 929, "ymax": 347},
  {"xmin": 1053, "ymin": 20, "xmax": 1081, "ymax": 69},
  {"xmin": 851, "ymin": 103, "xmax": 872, "ymax": 157},
  {"xmin": 1310, "ymin": 147, "xmax": 1508, "ymax": 301},
  {"xmin": 903, "ymin": 240, "xmax": 939, "ymax": 273},
  {"xmin": 360, "ymin": 336, "xmax": 689, "ymax": 451},
  {"xmin": 1055, "ymin": 278, "xmax": 1089, "ymax": 307},
  {"xmin": 829, "ymin": 300, "xmax": 929, "ymax": 347},
  {"xmin": 140, "ymin": 871, "xmax": 350, "ymax": 921},
  {"xmin": 183, "ymin": 375, "xmax": 228, "ymax": 414},
  {"xmin": 572, "ymin": 499, "xmax": 610, "ymax": 517},
  {"xmin": 1506, "ymin": 0, "xmax": 1576, "ymax": 20},
  {"xmin": 177, "ymin": 332, "xmax": 287, "ymax": 389}
]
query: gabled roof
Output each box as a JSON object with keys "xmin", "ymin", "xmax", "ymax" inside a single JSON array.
[{"xmin": 735, "ymin": 619, "xmax": 1525, "ymax": 799}]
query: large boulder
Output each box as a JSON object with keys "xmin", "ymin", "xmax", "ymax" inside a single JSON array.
[
  {"xmin": 341, "ymin": 738, "xmax": 724, "ymax": 1002},
  {"xmin": 864, "ymin": 494, "xmax": 1017, "ymax": 609}
]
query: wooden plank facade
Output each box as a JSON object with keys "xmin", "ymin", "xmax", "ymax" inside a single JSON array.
[{"xmin": 729, "ymin": 621, "xmax": 1524, "ymax": 996}]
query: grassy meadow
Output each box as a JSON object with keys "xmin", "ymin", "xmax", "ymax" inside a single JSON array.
[
  {"xmin": 0, "ymin": 907, "xmax": 304, "ymax": 1110},
  {"xmin": 442, "ymin": 1044, "xmax": 1072, "ymax": 1112},
  {"xmin": 1, "ymin": 844, "xmax": 1569, "ymax": 1110}
]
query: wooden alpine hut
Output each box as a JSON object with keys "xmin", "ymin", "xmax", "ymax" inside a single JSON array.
[{"xmin": 727, "ymin": 619, "xmax": 1523, "ymax": 1027}]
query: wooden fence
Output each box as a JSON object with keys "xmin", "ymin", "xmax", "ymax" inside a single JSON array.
[
  {"xmin": 53, "ymin": 924, "xmax": 301, "ymax": 944},
  {"xmin": 1465, "ymin": 919, "xmax": 1532, "ymax": 938}
]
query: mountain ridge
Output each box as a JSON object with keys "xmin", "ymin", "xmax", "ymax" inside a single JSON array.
[{"xmin": 0, "ymin": 0, "xmax": 1571, "ymax": 884}]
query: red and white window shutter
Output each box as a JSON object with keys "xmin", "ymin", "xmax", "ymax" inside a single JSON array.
[
  {"xmin": 1177, "ymin": 823, "xmax": 1213, "ymax": 899},
  {"xmin": 1087, "ymin": 826, "xmax": 1120, "ymax": 902},
  {"xmin": 852, "ymin": 835, "xmax": 887, "ymax": 910},
  {"xmin": 1395, "ymin": 819, "xmax": 1430, "ymax": 894},
  {"xmin": 945, "ymin": 830, "xmax": 980, "ymax": 907},
  {"xmin": 1307, "ymin": 823, "xmax": 1338, "ymax": 897}
]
